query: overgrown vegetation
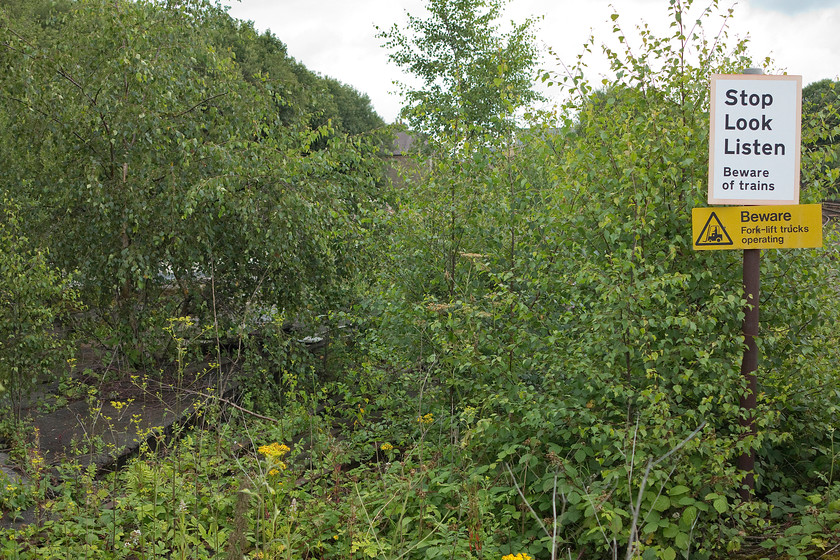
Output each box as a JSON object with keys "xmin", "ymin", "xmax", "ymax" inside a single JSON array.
[
  {"xmin": 0, "ymin": 198, "xmax": 79, "ymax": 421},
  {"xmin": 0, "ymin": 0, "xmax": 387, "ymax": 365},
  {"xmin": 1, "ymin": 0, "xmax": 840, "ymax": 558}
]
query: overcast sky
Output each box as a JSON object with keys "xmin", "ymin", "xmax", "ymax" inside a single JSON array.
[{"xmin": 225, "ymin": 0, "xmax": 840, "ymax": 123}]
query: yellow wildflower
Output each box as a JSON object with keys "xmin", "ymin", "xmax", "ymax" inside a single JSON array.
[
  {"xmin": 502, "ymin": 554, "xmax": 533, "ymax": 560},
  {"xmin": 110, "ymin": 399, "xmax": 133, "ymax": 411},
  {"xmin": 30, "ymin": 452, "xmax": 44, "ymax": 468},
  {"xmin": 258, "ymin": 442, "xmax": 291, "ymax": 458},
  {"xmin": 418, "ymin": 413, "xmax": 434, "ymax": 425},
  {"xmin": 170, "ymin": 316, "xmax": 195, "ymax": 327},
  {"xmin": 380, "ymin": 443, "xmax": 394, "ymax": 451}
]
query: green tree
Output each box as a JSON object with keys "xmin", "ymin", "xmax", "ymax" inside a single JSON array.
[
  {"xmin": 324, "ymin": 77, "xmax": 386, "ymax": 134},
  {"xmin": 374, "ymin": 0, "xmax": 542, "ymax": 314},
  {"xmin": 378, "ymin": 0, "xmax": 540, "ymax": 142},
  {"xmin": 208, "ymin": 15, "xmax": 385, "ymax": 136},
  {"xmin": 802, "ymin": 78, "xmax": 840, "ymax": 196},
  {"xmin": 0, "ymin": 0, "xmax": 386, "ymax": 362},
  {"xmin": 803, "ymin": 79, "xmax": 840, "ymax": 134}
]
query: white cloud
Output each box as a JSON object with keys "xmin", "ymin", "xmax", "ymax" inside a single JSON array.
[
  {"xmin": 750, "ymin": 0, "xmax": 840, "ymax": 15},
  {"xmin": 729, "ymin": 2, "xmax": 840, "ymax": 82}
]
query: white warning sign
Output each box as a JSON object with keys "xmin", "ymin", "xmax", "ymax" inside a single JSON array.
[{"xmin": 708, "ymin": 74, "xmax": 802, "ymax": 205}]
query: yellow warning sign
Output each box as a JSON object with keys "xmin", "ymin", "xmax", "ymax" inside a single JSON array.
[{"xmin": 692, "ymin": 204, "xmax": 822, "ymax": 250}]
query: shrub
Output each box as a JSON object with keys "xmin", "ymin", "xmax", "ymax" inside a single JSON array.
[{"xmin": 0, "ymin": 197, "xmax": 79, "ymax": 420}]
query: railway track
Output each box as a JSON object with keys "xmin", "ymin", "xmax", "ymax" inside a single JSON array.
[{"xmin": 823, "ymin": 200, "xmax": 840, "ymax": 221}]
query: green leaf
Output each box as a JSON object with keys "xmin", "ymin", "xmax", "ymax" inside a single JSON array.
[
  {"xmin": 713, "ymin": 497, "xmax": 728, "ymax": 514},
  {"xmin": 642, "ymin": 522, "xmax": 658, "ymax": 535},
  {"xmin": 663, "ymin": 524, "xmax": 679, "ymax": 538},
  {"xmin": 679, "ymin": 506, "xmax": 698, "ymax": 529},
  {"xmin": 652, "ymin": 495, "xmax": 671, "ymax": 512},
  {"xmin": 668, "ymin": 485, "xmax": 690, "ymax": 496}
]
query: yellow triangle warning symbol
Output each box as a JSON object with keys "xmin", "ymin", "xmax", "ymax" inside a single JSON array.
[{"xmin": 695, "ymin": 212, "xmax": 733, "ymax": 246}]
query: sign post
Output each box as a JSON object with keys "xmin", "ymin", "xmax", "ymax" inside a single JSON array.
[
  {"xmin": 702, "ymin": 69, "xmax": 810, "ymax": 502},
  {"xmin": 738, "ymin": 245, "xmax": 759, "ymax": 501}
]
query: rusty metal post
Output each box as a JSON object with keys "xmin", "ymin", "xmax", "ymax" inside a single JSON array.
[{"xmin": 737, "ymin": 248, "xmax": 759, "ymax": 501}]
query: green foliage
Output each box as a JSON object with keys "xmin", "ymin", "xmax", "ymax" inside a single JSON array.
[
  {"xmin": 0, "ymin": 0, "xmax": 388, "ymax": 361},
  {"xmin": 378, "ymin": 0, "xmax": 541, "ymax": 141},
  {"xmin": 209, "ymin": 13, "xmax": 385, "ymax": 135},
  {"xmin": 802, "ymin": 78, "xmax": 840, "ymax": 197},
  {"xmin": 0, "ymin": 198, "xmax": 78, "ymax": 420},
  {"xmin": 323, "ymin": 77, "xmax": 387, "ymax": 135},
  {"xmin": 370, "ymin": 0, "xmax": 840, "ymax": 557},
  {"xmin": 239, "ymin": 312, "xmax": 322, "ymax": 421},
  {"xmin": 1, "ymin": 0, "xmax": 839, "ymax": 558}
]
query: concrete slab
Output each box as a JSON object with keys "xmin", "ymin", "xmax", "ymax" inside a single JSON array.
[{"xmin": 34, "ymin": 364, "xmax": 238, "ymax": 473}]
